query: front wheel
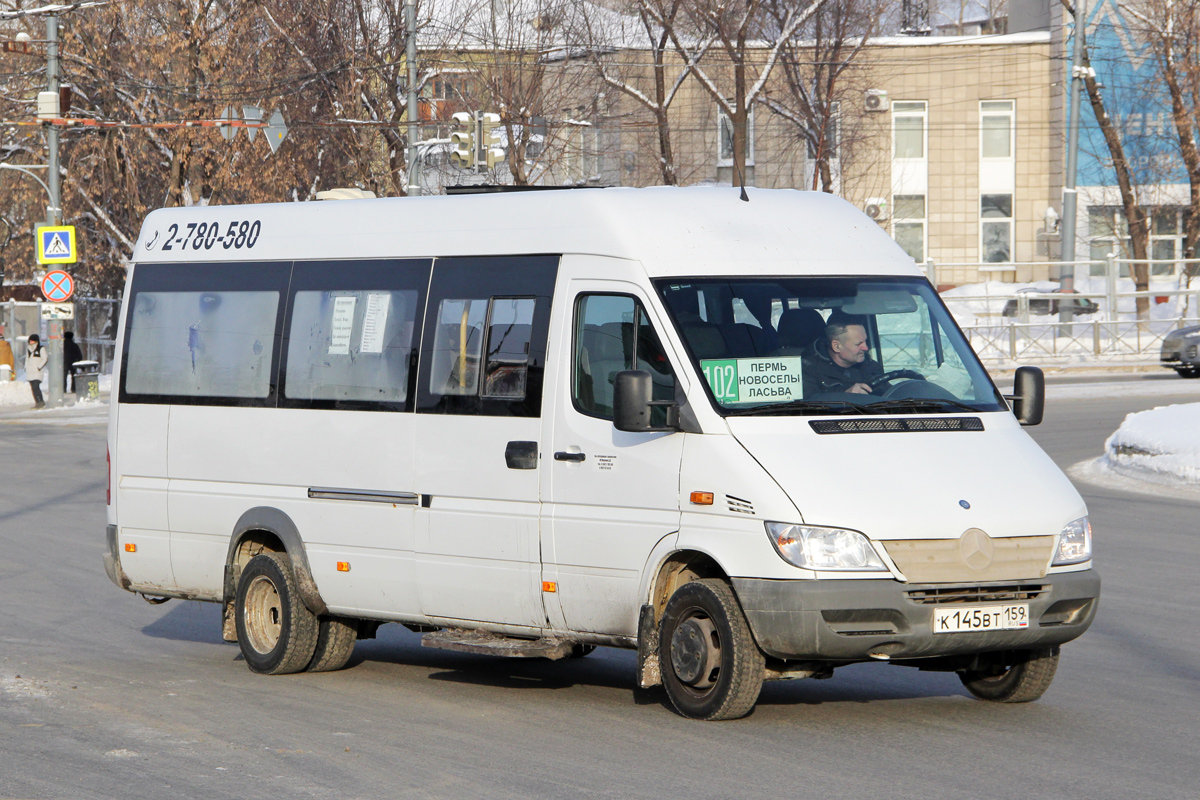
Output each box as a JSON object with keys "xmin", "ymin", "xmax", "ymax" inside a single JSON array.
[
  {"xmin": 658, "ymin": 579, "xmax": 764, "ymax": 720},
  {"xmin": 235, "ymin": 552, "xmax": 319, "ymax": 675},
  {"xmin": 1176, "ymin": 368, "xmax": 1200, "ymax": 379},
  {"xmin": 959, "ymin": 647, "xmax": 1059, "ymax": 703}
]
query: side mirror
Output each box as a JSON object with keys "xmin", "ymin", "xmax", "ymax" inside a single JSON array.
[
  {"xmin": 613, "ymin": 370, "xmax": 679, "ymax": 433},
  {"xmin": 1007, "ymin": 366, "xmax": 1045, "ymax": 426}
]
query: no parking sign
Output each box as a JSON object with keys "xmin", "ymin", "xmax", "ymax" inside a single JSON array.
[{"xmin": 40, "ymin": 270, "xmax": 75, "ymax": 302}]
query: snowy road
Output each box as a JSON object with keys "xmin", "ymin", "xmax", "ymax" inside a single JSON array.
[{"xmin": 1, "ymin": 379, "xmax": 1197, "ymax": 799}]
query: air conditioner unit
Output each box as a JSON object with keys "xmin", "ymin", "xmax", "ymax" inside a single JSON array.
[
  {"xmin": 865, "ymin": 197, "xmax": 889, "ymax": 221},
  {"xmin": 864, "ymin": 89, "xmax": 889, "ymax": 113}
]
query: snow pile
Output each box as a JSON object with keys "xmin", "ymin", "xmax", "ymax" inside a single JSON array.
[
  {"xmin": 0, "ymin": 379, "xmax": 33, "ymax": 407},
  {"xmin": 1103, "ymin": 402, "xmax": 1200, "ymax": 484}
]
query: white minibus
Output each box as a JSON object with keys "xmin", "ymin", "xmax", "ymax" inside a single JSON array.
[{"xmin": 105, "ymin": 187, "xmax": 1099, "ymax": 720}]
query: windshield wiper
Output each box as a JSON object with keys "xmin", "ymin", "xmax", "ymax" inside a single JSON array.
[
  {"xmin": 862, "ymin": 398, "xmax": 981, "ymax": 414},
  {"xmin": 724, "ymin": 399, "xmax": 870, "ymax": 417}
]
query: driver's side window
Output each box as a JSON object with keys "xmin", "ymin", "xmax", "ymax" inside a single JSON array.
[{"xmin": 573, "ymin": 293, "xmax": 675, "ymax": 420}]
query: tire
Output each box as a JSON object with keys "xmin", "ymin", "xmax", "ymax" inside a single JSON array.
[
  {"xmin": 959, "ymin": 647, "xmax": 1060, "ymax": 703},
  {"xmin": 235, "ymin": 552, "xmax": 319, "ymax": 675},
  {"xmin": 1176, "ymin": 368, "xmax": 1200, "ymax": 379},
  {"xmin": 658, "ymin": 579, "xmax": 765, "ymax": 720},
  {"xmin": 307, "ymin": 616, "xmax": 359, "ymax": 673}
]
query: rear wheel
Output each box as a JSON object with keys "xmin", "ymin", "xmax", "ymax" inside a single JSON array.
[
  {"xmin": 959, "ymin": 647, "xmax": 1059, "ymax": 703},
  {"xmin": 307, "ymin": 616, "xmax": 359, "ymax": 672},
  {"xmin": 1175, "ymin": 368, "xmax": 1200, "ymax": 379},
  {"xmin": 235, "ymin": 552, "xmax": 319, "ymax": 675},
  {"xmin": 658, "ymin": 579, "xmax": 764, "ymax": 720}
]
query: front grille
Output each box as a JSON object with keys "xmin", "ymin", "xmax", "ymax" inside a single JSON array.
[
  {"xmin": 810, "ymin": 417, "xmax": 983, "ymax": 434},
  {"xmin": 907, "ymin": 584, "xmax": 1048, "ymax": 605}
]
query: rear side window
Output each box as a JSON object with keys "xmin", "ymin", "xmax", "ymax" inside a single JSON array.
[
  {"xmin": 417, "ymin": 256, "xmax": 557, "ymax": 417},
  {"xmin": 281, "ymin": 259, "xmax": 430, "ymax": 411},
  {"xmin": 120, "ymin": 262, "xmax": 289, "ymax": 405}
]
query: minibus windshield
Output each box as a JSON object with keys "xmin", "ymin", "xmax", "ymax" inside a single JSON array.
[{"xmin": 655, "ymin": 276, "xmax": 1006, "ymax": 416}]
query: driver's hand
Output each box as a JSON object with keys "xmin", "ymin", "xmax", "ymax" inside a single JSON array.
[{"xmin": 847, "ymin": 382, "xmax": 873, "ymax": 394}]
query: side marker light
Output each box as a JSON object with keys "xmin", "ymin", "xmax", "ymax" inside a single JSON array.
[
  {"xmin": 542, "ymin": 581, "xmax": 557, "ymax": 593},
  {"xmin": 690, "ymin": 491, "xmax": 714, "ymax": 505},
  {"xmin": 124, "ymin": 543, "xmax": 136, "ymax": 553},
  {"xmin": 337, "ymin": 562, "xmax": 351, "ymax": 572}
]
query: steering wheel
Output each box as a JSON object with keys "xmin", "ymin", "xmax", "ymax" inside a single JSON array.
[{"xmin": 868, "ymin": 369, "xmax": 926, "ymax": 393}]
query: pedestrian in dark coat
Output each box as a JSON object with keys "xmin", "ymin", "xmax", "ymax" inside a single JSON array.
[{"xmin": 63, "ymin": 330, "xmax": 83, "ymax": 392}]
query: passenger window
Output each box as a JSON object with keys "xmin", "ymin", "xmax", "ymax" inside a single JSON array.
[
  {"xmin": 281, "ymin": 259, "xmax": 430, "ymax": 411},
  {"xmin": 120, "ymin": 261, "xmax": 290, "ymax": 404},
  {"xmin": 574, "ymin": 294, "xmax": 675, "ymax": 420},
  {"xmin": 125, "ymin": 291, "xmax": 278, "ymax": 398},
  {"xmin": 417, "ymin": 256, "xmax": 557, "ymax": 417}
]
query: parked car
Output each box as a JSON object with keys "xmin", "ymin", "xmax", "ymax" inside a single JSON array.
[
  {"xmin": 1002, "ymin": 288, "xmax": 1100, "ymax": 317},
  {"xmin": 1160, "ymin": 325, "xmax": 1200, "ymax": 378}
]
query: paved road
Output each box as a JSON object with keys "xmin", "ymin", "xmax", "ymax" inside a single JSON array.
[{"xmin": 1, "ymin": 380, "xmax": 1197, "ymax": 800}]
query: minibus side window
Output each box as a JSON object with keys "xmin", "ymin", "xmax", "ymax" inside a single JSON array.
[
  {"xmin": 573, "ymin": 293, "xmax": 675, "ymax": 421},
  {"xmin": 119, "ymin": 261, "xmax": 290, "ymax": 406},
  {"xmin": 279, "ymin": 259, "xmax": 430, "ymax": 412},
  {"xmin": 416, "ymin": 256, "xmax": 557, "ymax": 417}
]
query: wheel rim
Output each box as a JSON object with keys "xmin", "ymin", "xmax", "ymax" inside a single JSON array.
[
  {"xmin": 669, "ymin": 611, "xmax": 722, "ymax": 693},
  {"xmin": 243, "ymin": 574, "xmax": 283, "ymax": 655}
]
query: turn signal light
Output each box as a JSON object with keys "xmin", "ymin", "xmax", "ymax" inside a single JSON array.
[
  {"xmin": 337, "ymin": 562, "xmax": 351, "ymax": 572},
  {"xmin": 542, "ymin": 581, "xmax": 557, "ymax": 593},
  {"xmin": 124, "ymin": 543, "xmax": 136, "ymax": 553},
  {"xmin": 690, "ymin": 491, "xmax": 714, "ymax": 505}
]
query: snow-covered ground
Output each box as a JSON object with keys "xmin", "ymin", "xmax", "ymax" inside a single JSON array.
[
  {"xmin": 0, "ymin": 378, "xmax": 33, "ymax": 407},
  {"xmin": 0, "ymin": 373, "xmax": 111, "ymax": 407}
]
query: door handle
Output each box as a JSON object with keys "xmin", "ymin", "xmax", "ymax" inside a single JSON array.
[{"xmin": 554, "ymin": 451, "xmax": 586, "ymax": 463}]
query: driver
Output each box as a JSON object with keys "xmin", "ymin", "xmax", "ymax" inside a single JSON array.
[{"xmin": 802, "ymin": 311, "xmax": 883, "ymax": 395}]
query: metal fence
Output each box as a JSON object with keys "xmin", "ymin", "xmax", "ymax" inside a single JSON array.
[
  {"xmin": 939, "ymin": 256, "xmax": 1200, "ymax": 365},
  {"xmin": 2, "ymin": 298, "xmax": 119, "ymax": 376}
]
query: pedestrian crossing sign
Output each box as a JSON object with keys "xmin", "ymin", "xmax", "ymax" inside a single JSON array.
[{"xmin": 37, "ymin": 225, "xmax": 77, "ymax": 264}]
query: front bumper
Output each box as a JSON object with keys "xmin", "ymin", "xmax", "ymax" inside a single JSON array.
[{"xmin": 733, "ymin": 571, "xmax": 1099, "ymax": 661}]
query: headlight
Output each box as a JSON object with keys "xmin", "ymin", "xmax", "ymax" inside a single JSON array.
[
  {"xmin": 765, "ymin": 522, "xmax": 888, "ymax": 571},
  {"xmin": 1053, "ymin": 517, "xmax": 1092, "ymax": 565}
]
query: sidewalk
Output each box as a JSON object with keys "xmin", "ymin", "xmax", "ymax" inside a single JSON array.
[{"xmin": 0, "ymin": 390, "xmax": 110, "ymax": 425}]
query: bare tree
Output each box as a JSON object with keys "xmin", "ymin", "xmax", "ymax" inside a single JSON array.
[
  {"xmin": 571, "ymin": 0, "xmax": 713, "ymax": 185},
  {"xmin": 1060, "ymin": 0, "xmax": 1152, "ymax": 318},
  {"xmin": 757, "ymin": 0, "xmax": 882, "ymax": 193},
  {"xmin": 1123, "ymin": 0, "xmax": 1200, "ymax": 290},
  {"xmin": 659, "ymin": 0, "xmax": 828, "ymax": 187}
]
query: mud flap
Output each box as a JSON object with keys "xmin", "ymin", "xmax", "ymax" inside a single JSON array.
[{"xmin": 637, "ymin": 604, "xmax": 661, "ymax": 688}]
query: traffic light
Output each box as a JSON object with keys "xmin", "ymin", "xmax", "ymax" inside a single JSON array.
[
  {"xmin": 450, "ymin": 112, "xmax": 474, "ymax": 169},
  {"xmin": 480, "ymin": 112, "xmax": 505, "ymax": 169}
]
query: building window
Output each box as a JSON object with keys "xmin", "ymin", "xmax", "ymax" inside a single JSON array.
[
  {"xmin": 980, "ymin": 100, "xmax": 1014, "ymax": 158},
  {"xmin": 718, "ymin": 108, "xmax": 755, "ymax": 167},
  {"xmin": 981, "ymin": 194, "xmax": 1013, "ymax": 262},
  {"xmin": 893, "ymin": 194, "xmax": 926, "ymax": 262},
  {"xmin": 892, "ymin": 101, "xmax": 926, "ymax": 159}
]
